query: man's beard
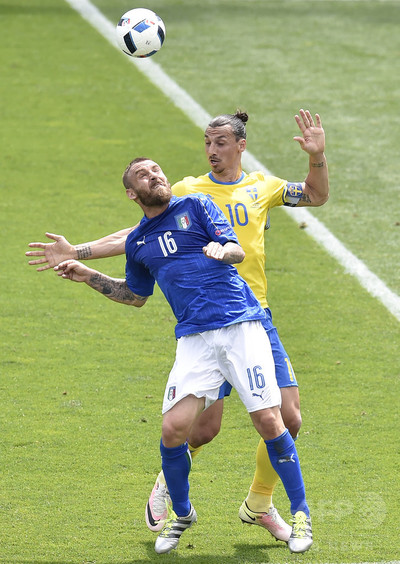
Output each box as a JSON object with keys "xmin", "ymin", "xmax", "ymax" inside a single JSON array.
[{"xmin": 138, "ymin": 184, "xmax": 172, "ymax": 207}]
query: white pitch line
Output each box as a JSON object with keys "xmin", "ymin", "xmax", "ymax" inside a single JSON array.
[
  {"xmin": 64, "ymin": 0, "xmax": 400, "ymax": 324},
  {"xmin": 242, "ymin": 153, "xmax": 400, "ymax": 323}
]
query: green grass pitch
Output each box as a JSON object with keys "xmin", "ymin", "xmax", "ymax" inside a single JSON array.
[{"xmin": 1, "ymin": 0, "xmax": 399, "ymax": 562}]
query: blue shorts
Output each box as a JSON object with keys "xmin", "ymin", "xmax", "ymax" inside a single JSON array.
[{"xmin": 218, "ymin": 308, "xmax": 297, "ymax": 399}]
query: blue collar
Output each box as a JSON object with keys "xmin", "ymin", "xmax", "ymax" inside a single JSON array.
[{"xmin": 208, "ymin": 171, "xmax": 245, "ymax": 185}]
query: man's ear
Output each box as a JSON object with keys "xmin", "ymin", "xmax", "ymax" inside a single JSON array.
[
  {"xmin": 238, "ymin": 138, "xmax": 247, "ymax": 153},
  {"xmin": 126, "ymin": 188, "xmax": 137, "ymax": 201}
]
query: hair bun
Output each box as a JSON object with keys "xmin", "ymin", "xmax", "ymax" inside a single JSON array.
[{"xmin": 235, "ymin": 110, "xmax": 249, "ymax": 124}]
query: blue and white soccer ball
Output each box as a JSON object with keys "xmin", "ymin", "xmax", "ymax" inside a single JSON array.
[{"xmin": 116, "ymin": 8, "xmax": 166, "ymax": 58}]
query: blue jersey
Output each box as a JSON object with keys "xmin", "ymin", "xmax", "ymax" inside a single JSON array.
[{"xmin": 125, "ymin": 194, "xmax": 265, "ymax": 338}]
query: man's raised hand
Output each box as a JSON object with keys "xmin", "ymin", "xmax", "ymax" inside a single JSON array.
[
  {"xmin": 26, "ymin": 233, "xmax": 76, "ymax": 271},
  {"xmin": 293, "ymin": 109, "xmax": 325, "ymax": 156}
]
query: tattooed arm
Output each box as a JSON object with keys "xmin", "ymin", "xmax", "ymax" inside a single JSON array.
[
  {"xmin": 26, "ymin": 227, "xmax": 137, "ymax": 271},
  {"xmin": 54, "ymin": 260, "xmax": 148, "ymax": 307}
]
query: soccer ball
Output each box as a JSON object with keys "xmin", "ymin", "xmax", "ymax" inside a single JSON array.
[{"xmin": 116, "ymin": 8, "xmax": 166, "ymax": 58}]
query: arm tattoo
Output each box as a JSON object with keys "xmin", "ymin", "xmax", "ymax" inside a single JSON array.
[
  {"xmin": 300, "ymin": 192, "xmax": 312, "ymax": 203},
  {"xmin": 76, "ymin": 244, "xmax": 92, "ymax": 259},
  {"xmin": 311, "ymin": 161, "xmax": 324, "ymax": 168},
  {"xmin": 88, "ymin": 272, "xmax": 146, "ymax": 304}
]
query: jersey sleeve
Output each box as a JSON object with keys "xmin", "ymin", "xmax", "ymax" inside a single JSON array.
[
  {"xmin": 254, "ymin": 172, "xmax": 287, "ymax": 210},
  {"xmin": 256, "ymin": 173, "xmax": 304, "ymax": 208},
  {"xmin": 195, "ymin": 195, "xmax": 240, "ymax": 245},
  {"xmin": 125, "ymin": 260, "xmax": 155, "ymax": 297}
]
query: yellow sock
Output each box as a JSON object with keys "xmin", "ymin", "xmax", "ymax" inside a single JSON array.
[
  {"xmin": 246, "ymin": 437, "xmax": 279, "ymax": 513},
  {"xmin": 188, "ymin": 443, "xmax": 203, "ymax": 460}
]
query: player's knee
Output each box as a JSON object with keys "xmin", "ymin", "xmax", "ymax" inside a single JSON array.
[
  {"xmin": 187, "ymin": 399, "xmax": 223, "ymax": 447},
  {"xmin": 188, "ymin": 419, "xmax": 221, "ymax": 447},
  {"xmin": 283, "ymin": 411, "xmax": 302, "ymax": 438},
  {"xmin": 280, "ymin": 389, "xmax": 302, "ymax": 438},
  {"xmin": 162, "ymin": 419, "xmax": 188, "ymax": 447},
  {"xmin": 252, "ymin": 407, "xmax": 284, "ymax": 439}
]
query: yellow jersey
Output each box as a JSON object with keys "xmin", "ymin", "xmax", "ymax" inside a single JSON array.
[{"xmin": 172, "ymin": 171, "xmax": 294, "ymax": 308}]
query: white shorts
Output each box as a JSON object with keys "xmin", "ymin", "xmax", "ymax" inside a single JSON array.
[{"xmin": 162, "ymin": 321, "xmax": 281, "ymax": 414}]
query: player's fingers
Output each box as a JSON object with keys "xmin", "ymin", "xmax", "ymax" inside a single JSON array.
[
  {"xmin": 27, "ymin": 243, "xmax": 46, "ymax": 250},
  {"xmin": 294, "ymin": 114, "xmax": 305, "ymax": 131},
  {"xmin": 54, "ymin": 264, "xmax": 69, "ymax": 276},
  {"xmin": 58, "ymin": 262, "xmax": 78, "ymax": 279},
  {"xmin": 45, "ymin": 232, "xmax": 62, "ymax": 241},
  {"xmin": 36, "ymin": 264, "xmax": 52, "ymax": 272},
  {"xmin": 27, "ymin": 257, "xmax": 46, "ymax": 265},
  {"xmin": 55, "ymin": 259, "xmax": 75, "ymax": 270},
  {"xmin": 315, "ymin": 113, "xmax": 322, "ymax": 127},
  {"xmin": 293, "ymin": 136, "xmax": 305, "ymax": 146},
  {"xmin": 211, "ymin": 245, "xmax": 224, "ymax": 260},
  {"xmin": 304, "ymin": 109, "xmax": 314, "ymax": 127},
  {"xmin": 299, "ymin": 108, "xmax": 307, "ymax": 121},
  {"xmin": 203, "ymin": 243, "xmax": 219, "ymax": 259},
  {"xmin": 216, "ymin": 246, "xmax": 224, "ymax": 259},
  {"xmin": 26, "ymin": 250, "xmax": 45, "ymax": 257},
  {"xmin": 212, "ymin": 242, "xmax": 222, "ymax": 253}
]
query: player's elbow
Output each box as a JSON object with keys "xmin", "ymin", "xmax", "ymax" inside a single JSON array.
[
  {"xmin": 229, "ymin": 247, "xmax": 245, "ymax": 264},
  {"xmin": 221, "ymin": 242, "xmax": 245, "ymax": 264},
  {"xmin": 304, "ymin": 180, "xmax": 330, "ymax": 207},
  {"xmin": 132, "ymin": 296, "xmax": 148, "ymax": 308},
  {"xmin": 236, "ymin": 247, "xmax": 245, "ymax": 263},
  {"xmin": 313, "ymin": 191, "xmax": 330, "ymax": 207},
  {"xmin": 305, "ymin": 186, "xmax": 330, "ymax": 207},
  {"xmin": 230, "ymin": 242, "xmax": 245, "ymax": 263}
]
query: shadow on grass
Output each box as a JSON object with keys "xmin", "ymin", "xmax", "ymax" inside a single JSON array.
[
  {"xmin": 1, "ymin": 541, "xmax": 286, "ymax": 564},
  {"xmin": 142, "ymin": 539, "xmax": 283, "ymax": 563}
]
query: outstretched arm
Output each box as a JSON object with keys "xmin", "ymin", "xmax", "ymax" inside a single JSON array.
[
  {"xmin": 293, "ymin": 109, "xmax": 329, "ymax": 207},
  {"xmin": 26, "ymin": 227, "xmax": 136, "ymax": 271},
  {"xmin": 54, "ymin": 260, "xmax": 148, "ymax": 307}
]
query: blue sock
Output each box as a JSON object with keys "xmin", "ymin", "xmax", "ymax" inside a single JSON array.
[
  {"xmin": 265, "ymin": 429, "xmax": 310, "ymax": 517},
  {"xmin": 160, "ymin": 440, "xmax": 192, "ymax": 517}
]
